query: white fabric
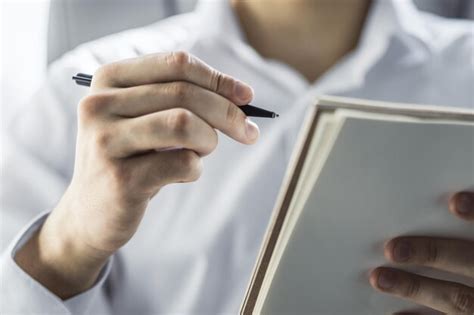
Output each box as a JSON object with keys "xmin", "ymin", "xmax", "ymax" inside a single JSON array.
[{"xmin": 1, "ymin": 0, "xmax": 473, "ymax": 314}]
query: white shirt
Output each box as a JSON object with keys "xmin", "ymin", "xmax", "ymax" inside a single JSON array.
[{"xmin": 1, "ymin": 1, "xmax": 473, "ymax": 314}]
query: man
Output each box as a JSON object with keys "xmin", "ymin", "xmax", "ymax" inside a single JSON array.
[{"xmin": 1, "ymin": 0, "xmax": 473, "ymax": 314}]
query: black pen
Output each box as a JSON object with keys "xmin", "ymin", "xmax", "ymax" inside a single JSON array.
[{"xmin": 72, "ymin": 73, "xmax": 279, "ymax": 118}]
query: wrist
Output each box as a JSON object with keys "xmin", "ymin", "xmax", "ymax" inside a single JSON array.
[
  {"xmin": 14, "ymin": 207, "xmax": 110, "ymax": 299},
  {"xmin": 44, "ymin": 201, "xmax": 114, "ymax": 264}
]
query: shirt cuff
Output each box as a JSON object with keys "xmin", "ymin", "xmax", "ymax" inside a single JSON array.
[{"xmin": 0, "ymin": 211, "xmax": 113, "ymax": 315}]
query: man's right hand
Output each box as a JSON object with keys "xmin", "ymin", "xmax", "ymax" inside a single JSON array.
[{"xmin": 14, "ymin": 52, "xmax": 259, "ymax": 299}]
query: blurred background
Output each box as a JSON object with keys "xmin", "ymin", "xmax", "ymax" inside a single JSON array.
[{"xmin": 1, "ymin": 0, "xmax": 473, "ymax": 125}]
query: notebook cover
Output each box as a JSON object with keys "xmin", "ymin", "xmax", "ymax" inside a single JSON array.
[{"xmin": 240, "ymin": 96, "xmax": 474, "ymax": 314}]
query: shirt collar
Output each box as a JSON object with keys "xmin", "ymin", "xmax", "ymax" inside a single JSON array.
[
  {"xmin": 195, "ymin": 0, "xmax": 431, "ymax": 47},
  {"xmin": 357, "ymin": 0, "xmax": 432, "ymax": 58},
  {"xmin": 194, "ymin": 0, "xmax": 432, "ymax": 95},
  {"xmin": 311, "ymin": 0, "xmax": 432, "ymax": 94}
]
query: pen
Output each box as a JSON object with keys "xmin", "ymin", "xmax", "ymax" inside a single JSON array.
[{"xmin": 72, "ymin": 73, "xmax": 279, "ymax": 118}]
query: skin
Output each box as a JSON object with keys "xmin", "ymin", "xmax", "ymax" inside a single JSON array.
[
  {"xmin": 14, "ymin": 1, "xmax": 474, "ymax": 312},
  {"xmin": 369, "ymin": 192, "xmax": 474, "ymax": 314},
  {"xmin": 232, "ymin": 0, "xmax": 372, "ymax": 82}
]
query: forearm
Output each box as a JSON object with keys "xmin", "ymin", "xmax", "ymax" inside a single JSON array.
[{"xmin": 14, "ymin": 206, "xmax": 110, "ymax": 299}]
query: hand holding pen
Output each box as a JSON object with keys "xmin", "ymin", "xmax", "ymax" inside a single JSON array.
[{"xmin": 17, "ymin": 52, "xmax": 276, "ymax": 300}]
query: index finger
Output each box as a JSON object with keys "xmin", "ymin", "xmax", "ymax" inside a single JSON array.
[{"xmin": 93, "ymin": 51, "xmax": 254, "ymax": 106}]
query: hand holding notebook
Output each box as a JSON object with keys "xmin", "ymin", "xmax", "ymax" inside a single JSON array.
[{"xmin": 241, "ymin": 96, "xmax": 474, "ymax": 314}]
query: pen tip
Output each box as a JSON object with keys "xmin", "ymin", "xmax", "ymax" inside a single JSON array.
[{"xmin": 274, "ymin": 113, "xmax": 279, "ymax": 118}]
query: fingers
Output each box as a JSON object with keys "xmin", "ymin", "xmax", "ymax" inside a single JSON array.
[
  {"xmin": 449, "ymin": 191, "xmax": 474, "ymax": 221},
  {"xmin": 100, "ymin": 82, "xmax": 258, "ymax": 144},
  {"xmin": 82, "ymin": 52, "xmax": 259, "ymax": 150},
  {"xmin": 370, "ymin": 267, "xmax": 474, "ymax": 314},
  {"xmin": 384, "ymin": 237, "xmax": 474, "ymax": 278},
  {"xmin": 93, "ymin": 51, "xmax": 253, "ymax": 105},
  {"xmin": 372, "ymin": 193, "xmax": 474, "ymax": 314},
  {"xmin": 109, "ymin": 109, "xmax": 218, "ymax": 157},
  {"xmin": 129, "ymin": 149, "xmax": 203, "ymax": 190}
]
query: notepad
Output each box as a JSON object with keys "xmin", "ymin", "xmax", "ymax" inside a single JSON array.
[{"xmin": 241, "ymin": 96, "xmax": 474, "ymax": 315}]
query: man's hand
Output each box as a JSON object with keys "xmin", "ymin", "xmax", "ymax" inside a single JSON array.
[
  {"xmin": 370, "ymin": 191, "xmax": 474, "ymax": 314},
  {"xmin": 14, "ymin": 52, "xmax": 259, "ymax": 299}
]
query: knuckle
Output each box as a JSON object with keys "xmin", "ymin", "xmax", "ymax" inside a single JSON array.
[
  {"xmin": 173, "ymin": 51, "xmax": 192, "ymax": 65},
  {"xmin": 167, "ymin": 109, "xmax": 193, "ymax": 140},
  {"xmin": 170, "ymin": 82, "xmax": 192, "ymax": 103},
  {"xmin": 402, "ymin": 277, "xmax": 421, "ymax": 298},
  {"xmin": 167, "ymin": 51, "xmax": 192, "ymax": 74},
  {"xmin": 226, "ymin": 101, "xmax": 242, "ymax": 126},
  {"xmin": 201, "ymin": 131, "xmax": 218, "ymax": 157},
  {"xmin": 78, "ymin": 93, "xmax": 112, "ymax": 119},
  {"xmin": 179, "ymin": 150, "xmax": 202, "ymax": 181},
  {"xmin": 179, "ymin": 149, "xmax": 197, "ymax": 169},
  {"xmin": 208, "ymin": 130, "xmax": 219, "ymax": 153},
  {"xmin": 92, "ymin": 129, "xmax": 113, "ymax": 152},
  {"xmin": 94, "ymin": 63, "xmax": 117, "ymax": 83},
  {"xmin": 210, "ymin": 70, "xmax": 224, "ymax": 93},
  {"xmin": 451, "ymin": 286, "xmax": 474, "ymax": 313}
]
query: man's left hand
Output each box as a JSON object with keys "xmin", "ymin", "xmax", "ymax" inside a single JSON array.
[{"xmin": 369, "ymin": 191, "xmax": 474, "ymax": 314}]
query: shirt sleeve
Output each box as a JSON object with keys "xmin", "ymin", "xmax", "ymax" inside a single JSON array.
[{"xmin": 0, "ymin": 211, "xmax": 113, "ymax": 315}]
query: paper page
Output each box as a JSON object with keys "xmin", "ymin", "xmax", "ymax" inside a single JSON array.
[
  {"xmin": 256, "ymin": 113, "xmax": 344, "ymax": 305},
  {"xmin": 261, "ymin": 117, "xmax": 474, "ymax": 314}
]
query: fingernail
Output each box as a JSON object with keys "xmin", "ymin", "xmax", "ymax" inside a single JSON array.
[
  {"xmin": 245, "ymin": 118, "xmax": 259, "ymax": 142},
  {"xmin": 456, "ymin": 193, "xmax": 473, "ymax": 215},
  {"xmin": 234, "ymin": 81, "xmax": 253, "ymax": 103},
  {"xmin": 392, "ymin": 240, "xmax": 411, "ymax": 262},
  {"xmin": 377, "ymin": 269, "xmax": 396, "ymax": 290}
]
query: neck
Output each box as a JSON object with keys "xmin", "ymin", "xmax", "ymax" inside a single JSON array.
[{"xmin": 232, "ymin": 0, "xmax": 372, "ymax": 82}]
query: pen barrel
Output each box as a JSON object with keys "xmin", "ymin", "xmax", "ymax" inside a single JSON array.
[
  {"xmin": 240, "ymin": 105, "xmax": 278, "ymax": 118},
  {"xmin": 72, "ymin": 73, "xmax": 278, "ymax": 118}
]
